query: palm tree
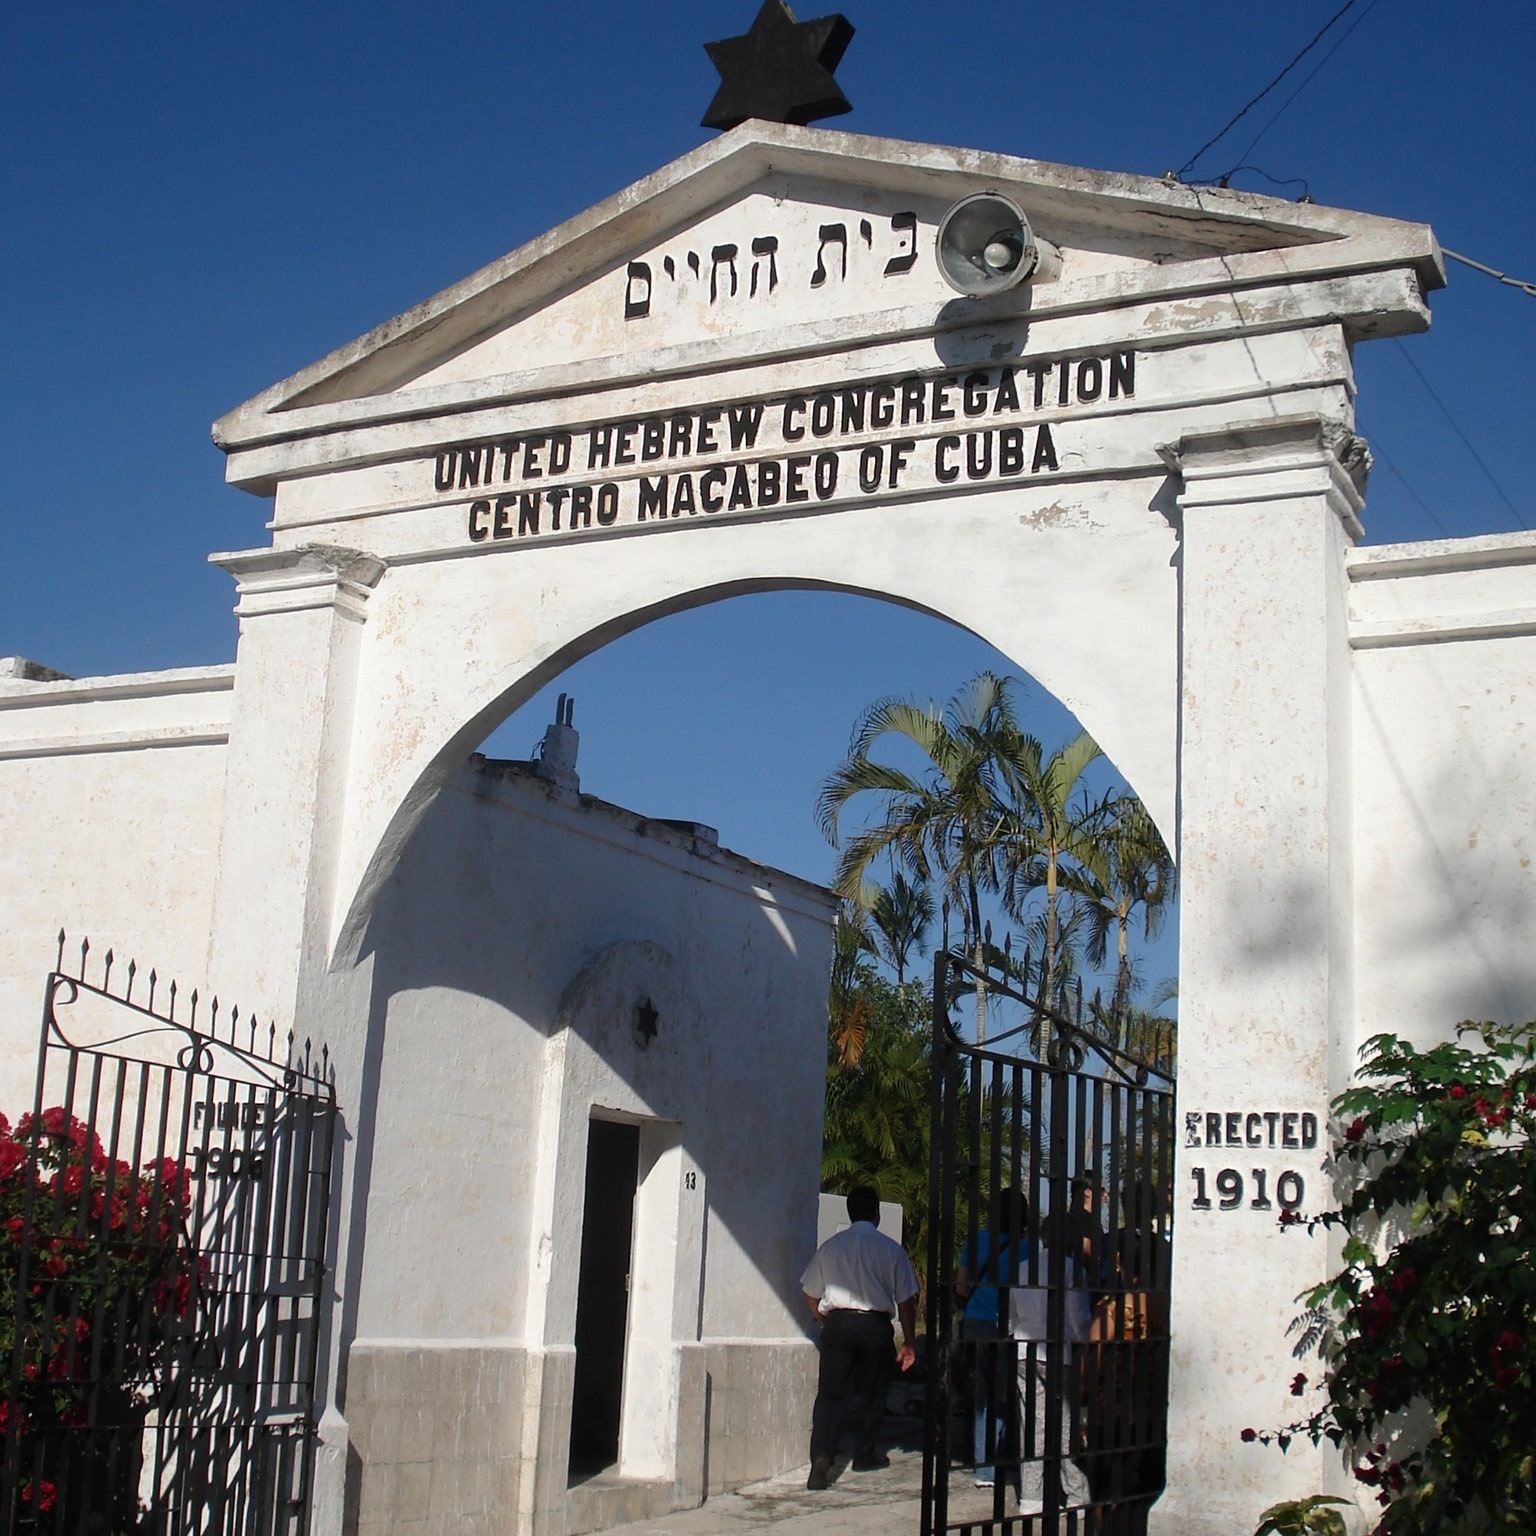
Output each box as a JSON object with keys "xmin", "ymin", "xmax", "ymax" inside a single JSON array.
[
  {"xmin": 817, "ymin": 673, "xmax": 1025, "ymax": 1043},
  {"xmin": 862, "ymin": 871, "xmax": 934, "ymax": 987},
  {"xmin": 1080, "ymin": 798, "xmax": 1176, "ymax": 1019},
  {"xmin": 828, "ymin": 910, "xmax": 878, "ymax": 1070},
  {"xmin": 997, "ymin": 730, "xmax": 1112, "ymax": 1010}
]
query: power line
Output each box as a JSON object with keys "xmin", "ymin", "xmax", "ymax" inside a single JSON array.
[
  {"xmin": 1443, "ymin": 249, "xmax": 1536, "ymax": 300},
  {"xmin": 1355, "ymin": 419, "xmax": 1452, "ymax": 538},
  {"xmin": 1216, "ymin": 0, "xmax": 1384, "ymax": 178},
  {"xmin": 1176, "ymin": 0, "xmax": 1366, "ymax": 180},
  {"xmin": 1391, "ymin": 339, "xmax": 1529, "ymax": 531}
]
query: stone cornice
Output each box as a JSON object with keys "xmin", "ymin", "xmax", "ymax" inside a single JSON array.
[
  {"xmin": 210, "ymin": 546, "xmax": 387, "ymax": 622},
  {"xmin": 1158, "ymin": 414, "xmax": 1367, "ymax": 539}
]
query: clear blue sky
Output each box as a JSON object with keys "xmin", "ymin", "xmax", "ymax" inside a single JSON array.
[{"xmin": 4, "ymin": 2, "xmax": 1533, "ymax": 999}]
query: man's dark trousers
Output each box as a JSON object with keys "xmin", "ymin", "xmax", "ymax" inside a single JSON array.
[{"xmin": 810, "ymin": 1310, "xmax": 894, "ymax": 1462}]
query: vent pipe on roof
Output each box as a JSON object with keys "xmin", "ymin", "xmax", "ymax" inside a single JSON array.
[{"xmin": 534, "ymin": 693, "xmax": 580, "ymax": 793}]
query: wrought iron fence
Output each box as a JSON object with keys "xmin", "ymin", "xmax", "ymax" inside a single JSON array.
[
  {"xmin": 1, "ymin": 934, "xmax": 335, "ymax": 1536},
  {"xmin": 921, "ymin": 948, "xmax": 1175, "ymax": 1536}
]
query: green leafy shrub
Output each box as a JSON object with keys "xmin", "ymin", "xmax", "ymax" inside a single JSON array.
[{"xmin": 1246, "ymin": 1021, "xmax": 1536, "ymax": 1534}]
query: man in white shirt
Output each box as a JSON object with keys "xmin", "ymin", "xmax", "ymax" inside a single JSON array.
[{"xmin": 799, "ymin": 1186, "xmax": 919, "ymax": 1490}]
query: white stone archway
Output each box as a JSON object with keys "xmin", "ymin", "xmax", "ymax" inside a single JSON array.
[{"xmin": 188, "ymin": 121, "xmax": 1536, "ymax": 1536}]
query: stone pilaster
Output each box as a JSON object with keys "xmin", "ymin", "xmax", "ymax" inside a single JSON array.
[
  {"xmin": 206, "ymin": 544, "xmax": 386, "ymax": 1536},
  {"xmin": 1155, "ymin": 416, "xmax": 1363, "ymax": 1535}
]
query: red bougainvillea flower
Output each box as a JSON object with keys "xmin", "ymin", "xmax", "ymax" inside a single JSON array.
[
  {"xmin": 1289, "ymin": 1373, "xmax": 1307, "ymax": 1396},
  {"xmin": 49, "ymin": 1165, "xmax": 86, "ymax": 1199},
  {"xmin": 1356, "ymin": 1289, "xmax": 1394, "ymax": 1338},
  {"xmin": 1448, "ymin": 1084, "xmax": 1467, "ymax": 1100},
  {"xmin": 20, "ymin": 1479, "xmax": 58, "ymax": 1512},
  {"xmin": 1391, "ymin": 1266, "xmax": 1417, "ymax": 1294},
  {"xmin": 1278, "ymin": 1208, "xmax": 1303, "ymax": 1227},
  {"xmin": 1240, "ymin": 1427, "xmax": 1257, "ymax": 1443},
  {"xmin": 0, "ymin": 1140, "xmax": 25, "ymax": 1180},
  {"xmin": 1495, "ymin": 1366, "xmax": 1522, "ymax": 1389},
  {"xmin": 1345, "ymin": 1118, "xmax": 1367, "ymax": 1142}
]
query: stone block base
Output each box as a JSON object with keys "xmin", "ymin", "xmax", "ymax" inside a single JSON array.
[{"xmin": 343, "ymin": 1336, "xmax": 815, "ymax": 1536}]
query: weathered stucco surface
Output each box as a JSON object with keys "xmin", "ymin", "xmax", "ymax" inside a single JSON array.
[{"xmin": 4, "ymin": 122, "xmax": 1534, "ymax": 1536}]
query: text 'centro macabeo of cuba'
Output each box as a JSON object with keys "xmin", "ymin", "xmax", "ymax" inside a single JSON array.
[{"xmin": 433, "ymin": 351, "xmax": 1138, "ymax": 547}]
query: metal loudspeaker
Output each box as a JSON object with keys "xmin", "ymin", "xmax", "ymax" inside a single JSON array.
[{"xmin": 936, "ymin": 192, "xmax": 1056, "ymax": 297}]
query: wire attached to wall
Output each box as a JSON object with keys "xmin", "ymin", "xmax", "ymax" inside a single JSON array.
[
  {"xmin": 1174, "ymin": 0, "xmax": 1368, "ymax": 182},
  {"xmin": 1443, "ymin": 249, "xmax": 1536, "ymax": 300}
]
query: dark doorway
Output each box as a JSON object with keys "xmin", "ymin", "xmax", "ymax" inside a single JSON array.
[{"xmin": 568, "ymin": 1117, "xmax": 641, "ymax": 1483}]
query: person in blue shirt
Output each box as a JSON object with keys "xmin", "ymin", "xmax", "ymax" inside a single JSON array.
[{"xmin": 954, "ymin": 1188, "xmax": 1026, "ymax": 1485}]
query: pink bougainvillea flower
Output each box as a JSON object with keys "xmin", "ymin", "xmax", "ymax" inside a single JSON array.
[{"xmin": 1240, "ymin": 1427, "xmax": 1257, "ymax": 1442}]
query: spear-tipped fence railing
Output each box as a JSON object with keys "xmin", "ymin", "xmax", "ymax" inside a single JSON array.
[{"xmin": 1, "ymin": 932, "xmax": 336, "ymax": 1536}]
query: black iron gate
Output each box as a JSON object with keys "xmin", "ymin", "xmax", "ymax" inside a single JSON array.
[
  {"xmin": 1, "ymin": 934, "xmax": 336, "ymax": 1536},
  {"xmin": 921, "ymin": 948, "xmax": 1175, "ymax": 1536}
]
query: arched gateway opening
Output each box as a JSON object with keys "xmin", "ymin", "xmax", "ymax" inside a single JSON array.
[
  {"xmin": 188, "ymin": 121, "xmax": 1443, "ymax": 1536},
  {"xmin": 338, "ymin": 579, "xmax": 1174, "ymax": 1534}
]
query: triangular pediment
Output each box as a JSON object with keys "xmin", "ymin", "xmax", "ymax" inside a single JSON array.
[{"xmin": 214, "ymin": 121, "xmax": 1440, "ymax": 487}]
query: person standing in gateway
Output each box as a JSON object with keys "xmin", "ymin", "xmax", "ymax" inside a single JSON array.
[{"xmin": 800, "ymin": 1185, "xmax": 919, "ymax": 1490}]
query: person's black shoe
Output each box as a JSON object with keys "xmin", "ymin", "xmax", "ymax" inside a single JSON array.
[
  {"xmin": 806, "ymin": 1456, "xmax": 832, "ymax": 1490},
  {"xmin": 851, "ymin": 1452, "xmax": 890, "ymax": 1472}
]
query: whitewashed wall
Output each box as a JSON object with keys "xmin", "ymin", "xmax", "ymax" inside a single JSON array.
[
  {"xmin": 344, "ymin": 755, "xmax": 834, "ymax": 1534},
  {"xmin": 1349, "ymin": 534, "xmax": 1536, "ymax": 1038},
  {"xmin": 8, "ymin": 122, "xmax": 1535, "ymax": 1536},
  {"xmin": 0, "ymin": 664, "xmax": 233, "ymax": 1112}
]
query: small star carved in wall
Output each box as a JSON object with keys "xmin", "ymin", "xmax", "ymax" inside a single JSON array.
[
  {"xmin": 702, "ymin": 0, "xmax": 855, "ymax": 132},
  {"xmin": 633, "ymin": 997, "xmax": 660, "ymax": 1048}
]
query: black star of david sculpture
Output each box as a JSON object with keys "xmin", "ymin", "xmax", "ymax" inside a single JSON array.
[{"xmin": 702, "ymin": 0, "xmax": 855, "ymax": 132}]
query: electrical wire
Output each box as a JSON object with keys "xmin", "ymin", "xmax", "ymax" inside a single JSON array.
[
  {"xmin": 1391, "ymin": 340, "xmax": 1529, "ymax": 531},
  {"xmin": 1443, "ymin": 249, "xmax": 1536, "ymax": 300},
  {"xmin": 1216, "ymin": 0, "xmax": 1385, "ymax": 178},
  {"xmin": 1201, "ymin": 166, "xmax": 1311, "ymax": 197},
  {"xmin": 1176, "ymin": 0, "xmax": 1366, "ymax": 181},
  {"xmin": 1355, "ymin": 420, "xmax": 1452, "ymax": 538}
]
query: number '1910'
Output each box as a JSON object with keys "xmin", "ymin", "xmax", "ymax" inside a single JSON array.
[{"xmin": 1189, "ymin": 1166, "xmax": 1303, "ymax": 1212}]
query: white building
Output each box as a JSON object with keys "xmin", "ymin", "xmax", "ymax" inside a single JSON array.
[{"xmin": 3, "ymin": 121, "xmax": 1535, "ymax": 1536}]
